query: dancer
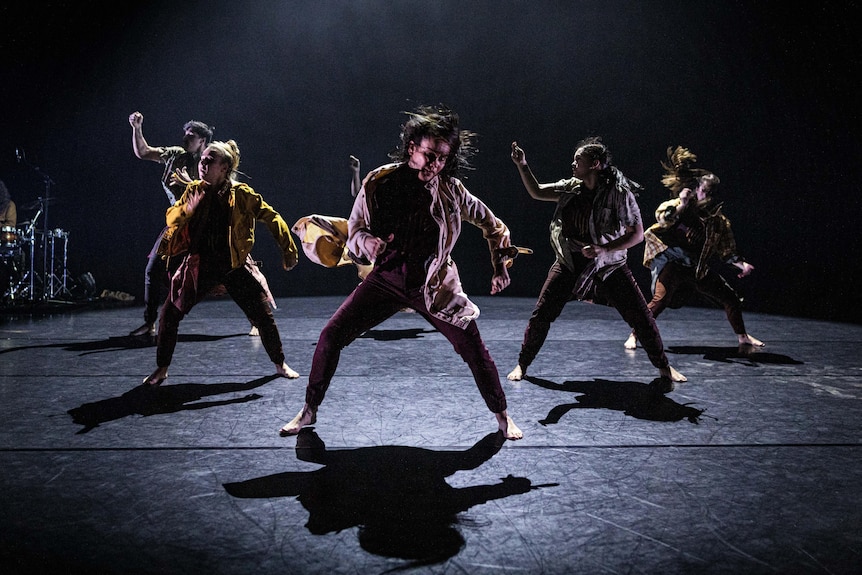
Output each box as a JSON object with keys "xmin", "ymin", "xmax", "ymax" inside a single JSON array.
[
  {"xmin": 128, "ymin": 112, "xmax": 274, "ymax": 337},
  {"xmin": 506, "ymin": 138, "xmax": 685, "ymax": 390},
  {"xmin": 127, "ymin": 112, "xmax": 212, "ymax": 336},
  {"xmin": 624, "ymin": 147, "xmax": 763, "ymax": 350},
  {"xmin": 280, "ymin": 105, "xmax": 523, "ymax": 440},
  {"xmin": 142, "ymin": 140, "xmax": 300, "ymax": 386}
]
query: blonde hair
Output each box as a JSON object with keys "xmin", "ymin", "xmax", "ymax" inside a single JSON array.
[
  {"xmin": 206, "ymin": 140, "xmax": 242, "ymax": 180},
  {"xmin": 660, "ymin": 146, "xmax": 713, "ymax": 197}
]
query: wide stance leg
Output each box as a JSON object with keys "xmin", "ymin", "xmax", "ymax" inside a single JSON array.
[
  {"xmin": 602, "ymin": 265, "xmax": 685, "ymax": 385},
  {"xmin": 509, "ymin": 262, "xmax": 576, "ymax": 380},
  {"xmin": 222, "ymin": 266, "xmax": 298, "ymax": 377}
]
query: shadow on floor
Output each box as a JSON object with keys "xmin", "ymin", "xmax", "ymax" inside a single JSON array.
[
  {"xmin": 667, "ymin": 345, "xmax": 804, "ymax": 366},
  {"xmin": 224, "ymin": 429, "xmax": 556, "ymax": 571},
  {"xmin": 358, "ymin": 328, "xmax": 437, "ymax": 341},
  {"xmin": 524, "ymin": 376, "xmax": 712, "ymax": 425},
  {"xmin": 0, "ymin": 332, "xmax": 247, "ymax": 357},
  {"xmin": 66, "ymin": 375, "xmax": 279, "ymax": 434}
]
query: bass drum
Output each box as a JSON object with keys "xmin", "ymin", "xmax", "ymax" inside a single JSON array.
[{"xmin": 0, "ymin": 226, "xmax": 19, "ymax": 256}]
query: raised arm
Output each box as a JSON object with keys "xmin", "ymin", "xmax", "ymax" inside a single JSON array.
[
  {"xmin": 511, "ymin": 141, "xmax": 559, "ymax": 202},
  {"xmin": 128, "ymin": 112, "xmax": 163, "ymax": 162},
  {"xmin": 349, "ymin": 155, "xmax": 361, "ymax": 198}
]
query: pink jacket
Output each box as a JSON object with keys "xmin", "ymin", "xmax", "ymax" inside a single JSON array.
[{"xmin": 348, "ymin": 163, "xmax": 511, "ymax": 329}]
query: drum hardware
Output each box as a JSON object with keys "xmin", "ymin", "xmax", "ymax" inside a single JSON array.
[
  {"xmin": 46, "ymin": 228, "xmax": 72, "ymax": 299},
  {"xmin": 1, "ymin": 225, "xmax": 18, "ymax": 252}
]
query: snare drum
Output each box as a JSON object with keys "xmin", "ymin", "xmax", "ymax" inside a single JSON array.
[{"xmin": 0, "ymin": 225, "xmax": 18, "ymax": 249}]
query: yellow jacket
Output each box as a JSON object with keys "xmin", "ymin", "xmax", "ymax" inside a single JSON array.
[{"xmin": 164, "ymin": 180, "xmax": 298, "ymax": 271}]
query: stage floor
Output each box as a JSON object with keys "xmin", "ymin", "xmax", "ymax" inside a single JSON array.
[{"xmin": 1, "ymin": 296, "xmax": 860, "ymax": 574}]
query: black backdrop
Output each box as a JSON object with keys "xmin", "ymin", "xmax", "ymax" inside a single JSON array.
[{"xmin": 2, "ymin": 1, "xmax": 859, "ymax": 322}]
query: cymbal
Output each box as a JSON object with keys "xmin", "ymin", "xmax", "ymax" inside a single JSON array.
[{"xmin": 21, "ymin": 197, "xmax": 59, "ymax": 210}]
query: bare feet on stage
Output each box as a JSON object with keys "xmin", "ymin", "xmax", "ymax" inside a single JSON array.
[
  {"xmin": 660, "ymin": 365, "xmax": 687, "ymax": 383},
  {"xmin": 276, "ymin": 362, "xmax": 300, "ymax": 379},
  {"xmin": 738, "ymin": 333, "xmax": 765, "ymax": 347},
  {"xmin": 279, "ymin": 404, "xmax": 317, "ymax": 436},
  {"xmin": 143, "ymin": 367, "xmax": 168, "ymax": 386},
  {"xmin": 130, "ymin": 323, "xmax": 156, "ymax": 337},
  {"xmin": 496, "ymin": 411, "xmax": 523, "ymax": 440},
  {"xmin": 506, "ymin": 364, "xmax": 525, "ymax": 381},
  {"xmin": 624, "ymin": 332, "xmax": 637, "ymax": 350}
]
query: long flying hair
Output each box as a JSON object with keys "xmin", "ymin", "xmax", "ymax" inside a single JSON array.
[
  {"xmin": 660, "ymin": 146, "xmax": 716, "ymax": 197},
  {"xmin": 389, "ymin": 104, "xmax": 478, "ymax": 180}
]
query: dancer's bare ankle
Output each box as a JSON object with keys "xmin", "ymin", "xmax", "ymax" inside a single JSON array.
[
  {"xmin": 506, "ymin": 365, "xmax": 525, "ymax": 381},
  {"xmin": 495, "ymin": 411, "xmax": 523, "ymax": 440},
  {"xmin": 279, "ymin": 404, "xmax": 317, "ymax": 436},
  {"xmin": 661, "ymin": 365, "xmax": 687, "ymax": 383},
  {"xmin": 738, "ymin": 333, "xmax": 765, "ymax": 347},
  {"xmin": 276, "ymin": 361, "xmax": 300, "ymax": 379}
]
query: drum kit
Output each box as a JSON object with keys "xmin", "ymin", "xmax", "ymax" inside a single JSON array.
[{"xmin": 1, "ymin": 196, "xmax": 73, "ymax": 304}]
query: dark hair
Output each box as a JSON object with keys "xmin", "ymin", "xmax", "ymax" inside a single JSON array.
[
  {"xmin": 575, "ymin": 136, "xmax": 642, "ymax": 196},
  {"xmin": 574, "ymin": 136, "xmax": 612, "ymax": 170},
  {"xmin": 660, "ymin": 146, "xmax": 714, "ymax": 197},
  {"xmin": 389, "ymin": 105, "xmax": 477, "ymax": 179},
  {"xmin": 184, "ymin": 120, "xmax": 214, "ymax": 144}
]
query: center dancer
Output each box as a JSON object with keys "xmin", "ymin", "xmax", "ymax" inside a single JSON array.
[{"xmin": 280, "ymin": 105, "xmax": 523, "ymax": 440}]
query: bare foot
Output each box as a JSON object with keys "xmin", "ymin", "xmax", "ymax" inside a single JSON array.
[
  {"xmin": 276, "ymin": 362, "xmax": 299, "ymax": 379},
  {"xmin": 248, "ymin": 326, "xmax": 259, "ymax": 337},
  {"xmin": 495, "ymin": 411, "xmax": 523, "ymax": 440},
  {"xmin": 279, "ymin": 405, "xmax": 317, "ymax": 436},
  {"xmin": 624, "ymin": 332, "xmax": 637, "ymax": 350},
  {"xmin": 660, "ymin": 365, "xmax": 687, "ymax": 383},
  {"xmin": 143, "ymin": 367, "xmax": 168, "ymax": 386},
  {"xmin": 738, "ymin": 333, "xmax": 765, "ymax": 347},
  {"xmin": 506, "ymin": 365, "xmax": 525, "ymax": 381}
]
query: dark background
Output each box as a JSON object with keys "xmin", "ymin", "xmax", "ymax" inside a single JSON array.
[{"xmin": 1, "ymin": 1, "xmax": 859, "ymax": 322}]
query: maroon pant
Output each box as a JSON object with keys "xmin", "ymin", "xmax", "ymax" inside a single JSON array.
[
  {"xmin": 156, "ymin": 260, "xmax": 284, "ymax": 368},
  {"xmin": 650, "ymin": 261, "xmax": 746, "ymax": 334},
  {"xmin": 518, "ymin": 260, "xmax": 669, "ymax": 371},
  {"xmin": 304, "ymin": 266, "xmax": 508, "ymax": 413}
]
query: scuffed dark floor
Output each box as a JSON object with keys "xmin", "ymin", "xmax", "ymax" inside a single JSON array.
[{"xmin": 1, "ymin": 296, "xmax": 859, "ymax": 574}]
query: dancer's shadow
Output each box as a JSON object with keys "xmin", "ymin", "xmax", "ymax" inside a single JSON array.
[
  {"xmin": 667, "ymin": 345, "xmax": 803, "ymax": 366},
  {"xmin": 224, "ymin": 430, "xmax": 555, "ymax": 570},
  {"xmin": 358, "ymin": 328, "xmax": 437, "ymax": 341},
  {"xmin": 1, "ymin": 333, "xmax": 247, "ymax": 357},
  {"xmin": 67, "ymin": 375, "xmax": 277, "ymax": 434},
  {"xmin": 524, "ymin": 376, "xmax": 710, "ymax": 425}
]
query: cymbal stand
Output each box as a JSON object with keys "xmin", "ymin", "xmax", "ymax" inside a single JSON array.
[
  {"xmin": 19, "ymin": 150, "xmax": 55, "ymax": 301},
  {"xmin": 47, "ymin": 230, "xmax": 71, "ymax": 299},
  {"xmin": 12, "ymin": 206, "xmax": 43, "ymax": 301},
  {"xmin": 38, "ymin": 176, "xmax": 55, "ymax": 301}
]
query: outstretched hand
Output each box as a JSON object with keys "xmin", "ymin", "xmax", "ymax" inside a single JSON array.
[
  {"xmin": 184, "ymin": 189, "xmax": 205, "ymax": 216},
  {"xmin": 736, "ymin": 261, "xmax": 755, "ymax": 278},
  {"xmin": 511, "ymin": 141, "xmax": 526, "ymax": 166},
  {"xmin": 491, "ymin": 267, "xmax": 510, "ymax": 295},
  {"xmin": 170, "ymin": 167, "xmax": 193, "ymax": 188}
]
